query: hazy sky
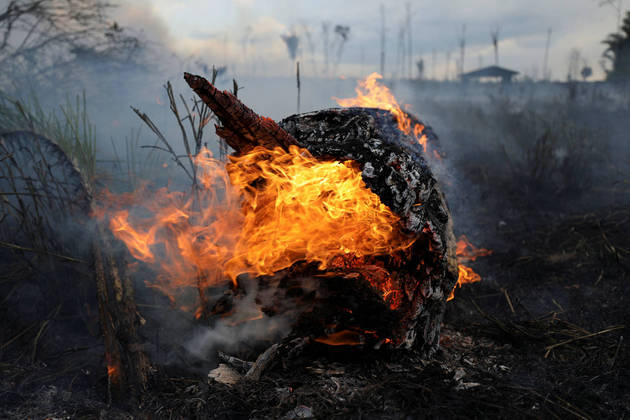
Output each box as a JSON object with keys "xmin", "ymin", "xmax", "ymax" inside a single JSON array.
[{"xmin": 115, "ymin": 0, "xmax": 625, "ymax": 81}]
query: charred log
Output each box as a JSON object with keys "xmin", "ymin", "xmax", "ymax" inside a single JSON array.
[
  {"xmin": 185, "ymin": 74, "xmax": 458, "ymax": 356},
  {"xmin": 280, "ymin": 108, "xmax": 458, "ymax": 353}
]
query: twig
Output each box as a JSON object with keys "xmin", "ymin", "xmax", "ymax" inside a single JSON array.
[
  {"xmin": 165, "ymin": 82, "xmax": 196, "ymax": 184},
  {"xmin": 218, "ymin": 351, "xmax": 254, "ymax": 373},
  {"xmin": 233, "ymin": 79, "xmax": 239, "ymax": 98},
  {"xmin": 610, "ymin": 335, "xmax": 623, "ymax": 368},
  {"xmin": 245, "ymin": 343, "xmax": 279, "ymax": 380},
  {"xmin": 544, "ymin": 325, "xmax": 625, "ymax": 358},
  {"xmin": 0, "ymin": 240, "xmax": 86, "ymax": 263},
  {"xmin": 510, "ymin": 386, "xmax": 591, "ymax": 420},
  {"xmin": 500, "ymin": 287, "xmax": 516, "ymax": 314},
  {"xmin": 1, "ymin": 323, "xmax": 36, "ymax": 350},
  {"xmin": 31, "ymin": 304, "xmax": 62, "ymax": 362},
  {"xmin": 470, "ymin": 298, "xmax": 536, "ymax": 339},
  {"xmin": 131, "ymin": 105, "xmax": 193, "ymax": 182}
]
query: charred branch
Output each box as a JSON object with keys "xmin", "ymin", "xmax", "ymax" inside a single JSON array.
[
  {"xmin": 183, "ymin": 72, "xmax": 299, "ymax": 154},
  {"xmin": 92, "ymin": 223, "xmax": 150, "ymax": 403}
]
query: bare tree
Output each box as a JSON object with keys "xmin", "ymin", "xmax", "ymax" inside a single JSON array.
[
  {"xmin": 331, "ymin": 24, "xmax": 350, "ymax": 76},
  {"xmin": 543, "ymin": 28, "xmax": 552, "ymax": 80},
  {"xmin": 416, "ymin": 58, "xmax": 424, "ymax": 79},
  {"xmin": 567, "ymin": 48, "xmax": 582, "ymax": 81},
  {"xmin": 395, "ymin": 22, "xmax": 405, "ymax": 79},
  {"xmin": 458, "ymin": 24, "xmax": 466, "ymax": 76},
  {"xmin": 300, "ymin": 22, "xmax": 318, "ymax": 76},
  {"xmin": 406, "ymin": 2, "xmax": 412, "ymax": 78},
  {"xmin": 322, "ymin": 21, "xmax": 330, "ymax": 77},
  {"xmin": 491, "ymin": 26, "xmax": 500, "ymax": 66},
  {"xmin": 445, "ymin": 51, "xmax": 451, "ymax": 80},
  {"xmin": 241, "ymin": 25, "xmax": 252, "ymax": 76},
  {"xmin": 0, "ymin": 0, "xmax": 143, "ymax": 87}
]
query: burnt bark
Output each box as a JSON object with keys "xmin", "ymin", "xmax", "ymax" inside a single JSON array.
[
  {"xmin": 183, "ymin": 73, "xmax": 299, "ymax": 154},
  {"xmin": 92, "ymin": 224, "xmax": 150, "ymax": 403},
  {"xmin": 280, "ymin": 108, "xmax": 458, "ymax": 354}
]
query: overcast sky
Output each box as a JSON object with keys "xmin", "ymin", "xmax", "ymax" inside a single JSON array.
[{"xmin": 115, "ymin": 0, "xmax": 625, "ymax": 81}]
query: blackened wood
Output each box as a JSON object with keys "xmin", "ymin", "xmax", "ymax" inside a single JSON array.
[
  {"xmin": 183, "ymin": 73, "xmax": 299, "ymax": 154},
  {"xmin": 280, "ymin": 108, "xmax": 458, "ymax": 355},
  {"xmin": 183, "ymin": 71, "xmax": 457, "ymax": 355},
  {"xmin": 245, "ymin": 343, "xmax": 279, "ymax": 380},
  {"xmin": 92, "ymin": 224, "xmax": 150, "ymax": 403}
]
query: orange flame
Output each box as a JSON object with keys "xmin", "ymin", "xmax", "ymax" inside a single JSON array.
[
  {"xmin": 334, "ymin": 73, "xmax": 430, "ymax": 155},
  {"xmin": 314, "ymin": 329, "xmax": 364, "ymax": 346},
  {"xmin": 98, "ymin": 146, "xmax": 415, "ymax": 310},
  {"xmin": 448, "ymin": 235, "xmax": 493, "ymax": 301},
  {"xmin": 456, "ymin": 234, "xmax": 493, "ymax": 262},
  {"xmin": 107, "ymin": 365, "xmax": 118, "ymax": 382}
]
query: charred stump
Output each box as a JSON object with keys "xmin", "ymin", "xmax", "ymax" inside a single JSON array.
[
  {"xmin": 185, "ymin": 74, "xmax": 458, "ymax": 356},
  {"xmin": 92, "ymin": 224, "xmax": 150, "ymax": 402}
]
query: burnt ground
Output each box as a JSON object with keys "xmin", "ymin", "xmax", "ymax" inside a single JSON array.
[
  {"xmin": 139, "ymin": 198, "xmax": 630, "ymax": 419},
  {"xmin": 1, "ymin": 185, "xmax": 628, "ymax": 419}
]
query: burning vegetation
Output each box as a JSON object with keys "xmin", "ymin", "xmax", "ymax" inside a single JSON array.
[
  {"xmin": 331, "ymin": 72, "xmax": 490, "ymax": 301},
  {"xmin": 89, "ymin": 71, "xmax": 497, "ymax": 376},
  {"xmin": 0, "ymin": 68, "xmax": 510, "ymax": 419},
  {"xmin": 334, "ymin": 72, "xmax": 434, "ymax": 157},
  {"xmin": 98, "ymin": 144, "xmax": 415, "ymax": 309},
  {"xmin": 94, "ymin": 72, "xmax": 463, "ymax": 356}
]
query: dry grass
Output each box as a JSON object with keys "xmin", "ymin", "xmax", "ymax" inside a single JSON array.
[{"xmin": 0, "ymin": 90, "xmax": 97, "ymax": 185}]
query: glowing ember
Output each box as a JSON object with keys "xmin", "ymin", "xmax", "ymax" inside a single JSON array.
[
  {"xmin": 448, "ymin": 235, "xmax": 493, "ymax": 301},
  {"xmin": 97, "ymin": 145, "xmax": 414, "ymax": 310},
  {"xmin": 107, "ymin": 365, "xmax": 118, "ymax": 382},
  {"xmin": 314, "ymin": 329, "xmax": 364, "ymax": 346},
  {"xmin": 334, "ymin": 72, "xmax": 430, "ymax": 155}
]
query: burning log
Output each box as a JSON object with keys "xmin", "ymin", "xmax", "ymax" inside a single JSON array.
[{"xmin": 184, "ymin": 74, "xmax": 458, "ymax": 355}]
